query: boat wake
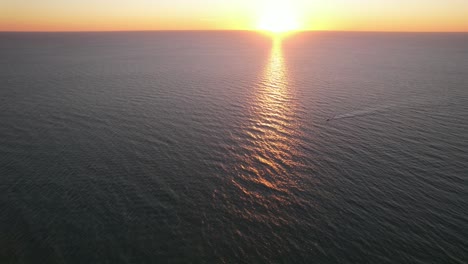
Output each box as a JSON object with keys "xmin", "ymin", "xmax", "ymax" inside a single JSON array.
[{"xmin": 327, "ymin": 104, "xmax": 395, "ymax": 121}]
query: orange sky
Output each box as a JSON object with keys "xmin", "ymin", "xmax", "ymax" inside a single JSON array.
[{"xmin": 1, "ymin": 0, "xmax": 468, "ymax": 32}]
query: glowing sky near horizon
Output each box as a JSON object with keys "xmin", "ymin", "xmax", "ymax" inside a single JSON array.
[{"xmin": 1, "ymin": 0, "xmax": 467, "ymax": 31}]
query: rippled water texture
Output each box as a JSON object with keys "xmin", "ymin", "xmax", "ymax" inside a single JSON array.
[{"xmin": 1, "ymin": 32, "xmax": 467, "ymax": 263}]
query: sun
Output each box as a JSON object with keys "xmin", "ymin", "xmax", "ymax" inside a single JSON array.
[{"xmin": 257, "ymin": 1, "xmax": 300, "ymax": 34}]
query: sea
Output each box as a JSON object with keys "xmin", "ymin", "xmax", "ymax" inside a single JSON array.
[{"xmin": 1, "ymin": 31, "xmax": 467, "ymax": 263}]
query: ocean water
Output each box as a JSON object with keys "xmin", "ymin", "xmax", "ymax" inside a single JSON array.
[{"xmin": 0, "ymin": 31, "xmax": 467, "ymax": 263}]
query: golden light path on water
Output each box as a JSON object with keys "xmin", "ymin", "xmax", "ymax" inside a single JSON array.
[{"xmin": 229, "ymin": 36, "xmax": 306, "ymax": 225}]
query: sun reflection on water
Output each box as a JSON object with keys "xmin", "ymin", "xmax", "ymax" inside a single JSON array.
[{"xmin": 229, "ymin": 36, "xmax": 305, "ymax": 222}]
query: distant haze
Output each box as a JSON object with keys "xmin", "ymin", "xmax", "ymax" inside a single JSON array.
[{"xmin": 1, "ymin": 0, "xmax": 468, "ymax": 32}]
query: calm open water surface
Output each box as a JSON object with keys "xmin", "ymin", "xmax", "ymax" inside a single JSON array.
[{"xmin": 1, "ymin": 31, "xmax": 467, "ymax": 263}]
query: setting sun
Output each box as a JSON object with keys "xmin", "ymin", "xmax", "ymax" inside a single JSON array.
[{"xmin": 257, "ymin": 1, "xmax": 300, "ymax": 33}]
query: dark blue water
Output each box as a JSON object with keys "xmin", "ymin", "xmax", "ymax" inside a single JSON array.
[{"xmin": 1, "ymin": 31, "xmax": 467, "ymax": 263}]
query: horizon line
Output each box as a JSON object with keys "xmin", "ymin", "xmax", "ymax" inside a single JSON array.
[{"xmin": 1, "ymin": 29, "xmax": 467, "ymax": 34}]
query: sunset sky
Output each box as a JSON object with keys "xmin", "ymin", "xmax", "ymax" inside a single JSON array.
[{"xmin": 1, "ymin": 0, "xmax": 468, "ymax": 32}]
